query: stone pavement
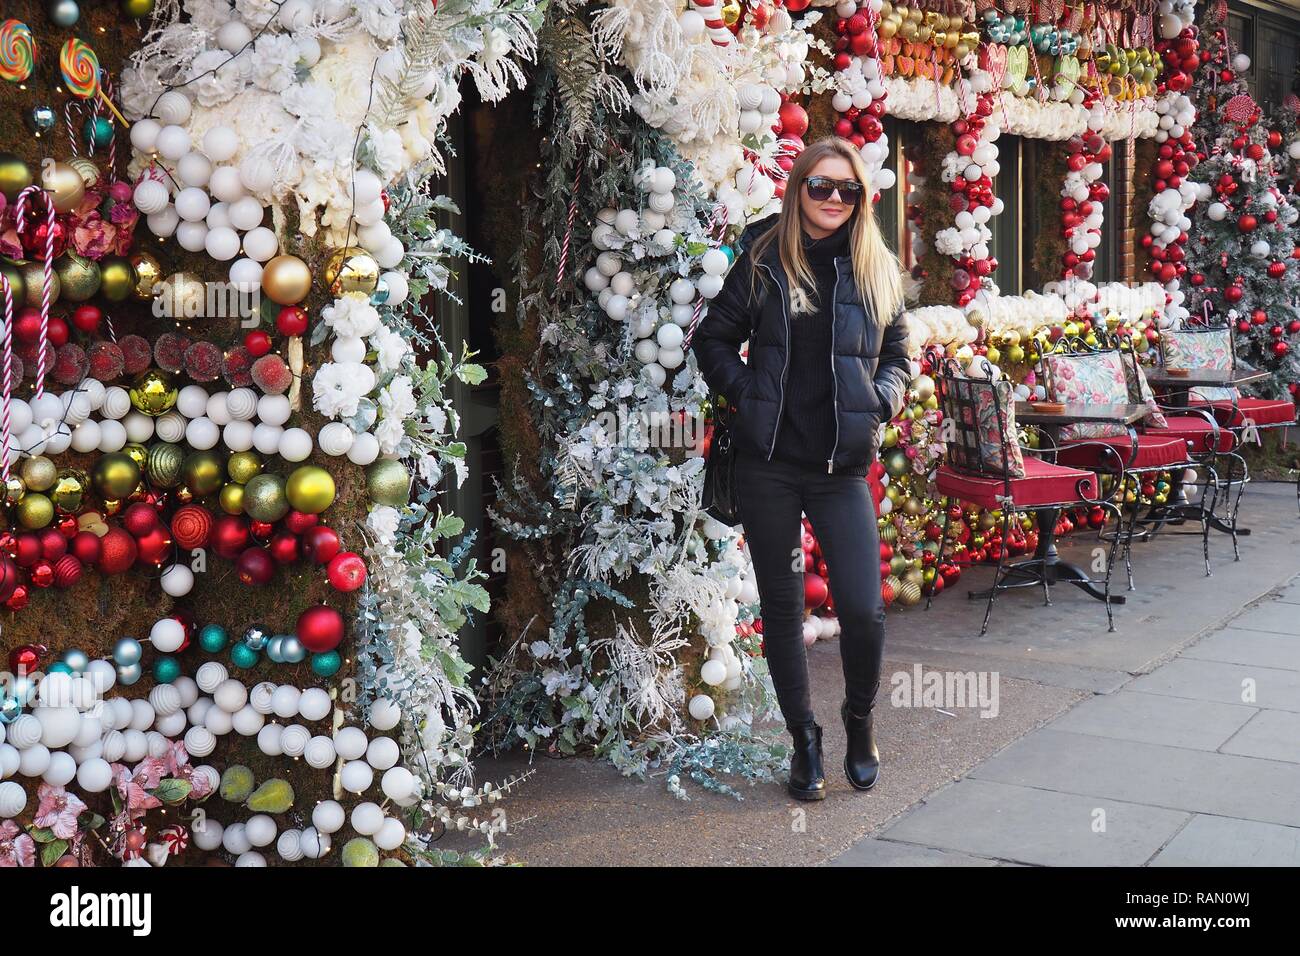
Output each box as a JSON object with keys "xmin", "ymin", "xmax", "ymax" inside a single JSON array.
[
  {"xmin": 835, "ymin": 485, "xmax": 1300, "ymax": 867},
  {"xmin": 467, "ymin": 482, "xmax": 1300, "ymax": 866}
]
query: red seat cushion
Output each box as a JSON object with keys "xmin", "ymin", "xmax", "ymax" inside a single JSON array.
[
  {"xmin": 1146, "ymin": 414, "xmax": 1235, "ymax": 453},
  {"xmin": 1056, "ymin": 433, "xmax": 1187, "ymax": 470},
  {"xmin": 935, "ymin": 456, "xmax": 1097, "ymax": 511},
  {"xmin": 1191, "ymin": 396, "xmax": 1296, "ymax": 428}
]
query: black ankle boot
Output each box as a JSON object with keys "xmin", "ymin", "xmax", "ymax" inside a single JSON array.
[
  {"xmin": 841, "ymin": 700, "xmax": 880, "ymax": 791},
  {"xmin": 787, "ymin": 723, "xmax": 826, "ymax": 801}
]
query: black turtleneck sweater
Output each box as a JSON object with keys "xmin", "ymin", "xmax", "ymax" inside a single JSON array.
[{"xmin": 771, "ymin": 222, "xmax": 868, "ymax": 476}]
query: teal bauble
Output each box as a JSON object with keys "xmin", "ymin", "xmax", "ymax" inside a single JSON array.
[
  {"xmin": 47, "ymin": 661, "xmax": 73, "ymax": 675},
  {"xmin": 62, "ymin": 648, "xmax": 89, "ymax": 672},
  {"xmin": 199, "ymin": 623, "xmax": 229, "ymax": 653},
  {"xmin": 0, "ymin": 698, "xmax": 21, "ymax": 723},
  {"xmin": 153, "ymin": 656, "xmax": 181, "ymax": 683},
  {"xmin": 117, "ymin": 662, "xmax": 142, "ymax": 686},
  {"xmin": 266, "ymin": 636, "xmax": 285, "ymax": 663},
  {"xmin": 310, "ymin": 651, "xmax": 341, "ymax": 677},
  {"xmin": 112, "ymin": 637, "xmax": 143, "ymax": 666},
  {"xmin": 82, "ymin": 116, "xmax": 114, "ymax": 149},
  {"xmin": 369, "ymin": 278, "xmax": 390, "ymax": 306},
  {"xmin": 230, "ymin": 643, "xmax": 259, "ymax": 669}
]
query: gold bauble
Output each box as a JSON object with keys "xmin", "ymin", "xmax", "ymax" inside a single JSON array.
[
  {"xmin": 40, "ymin": 161, "xmax": 86, "ymax": 214},
  {"xmin": 93, "ymin": 453, "xmax": 142, "ymax": 500},
  {"xmin": 0, "ymin": 261, "xmax": 23, "ymax": 306},
  {"xmin": 51, "ymin": 469, "xmax": 88, "ymax": 514},
  {"xmin": 129, "ymin": 369, "xmax": 178, "ymax": 417},
  {"xmin": 146, "ymin": 442, "xmax": 185, "ymax": 488},
  {"xmin": 67, "ymin": 157, "xmax": 101, "ymax": 188},
  {"xmin": 122, "ymin": 443, "xmax": 149, "ymax": 470},
  {"xmin": 131, "ymin": 252, "xmax": 163, "ymax": 299},
  {"xmin": 365, "ymin": 459, "xmax": 410, "ymax": 506},
  {"xmin": 19, "ymin": 260, "xmax": 59, "ymax": 308},
  {"xmin": 3, "ymin": 476, "xmax": 25, "ymax": 506},
  {"xmin": 121, "ymin": 0, "xmax": 156, "ymax": 17},
  {"xmin": 157, "ymin": 272, "xmax": 208, "ymax": 321},
  {"xmin": 16, "ymin": 493, "xmax": 54, "ymax": 530},
  {"xmin": 227, "ymin": 451, "xmax": 263, "ymax": 485},
  {"xmin": 323, "ymin": 247, "xmax": 380, "ymax": 296},
  {"xmin": 896, "ymin": 579, "xmax": 922, "ymax": 607},
  {"xmin": 99, "ymin": 257, "xmax": 137, "ymax": 303},
  {"xmin": 219, "ymin": 482, "xmax": 245, "ymax": 515},
  {"xmin": 720, "ymin": 0, "xmax": 741, "ymax": 25},
  {"xmin": 261, "ymin": 255, "xmax": 312, "ymax": 305},
  {"xmin": 0, "ymin": 153, "xmax": 33, "ymax": 200},
  {"xmin": 912, "ymin": 373, "xmax": 935, "ymax": 402},
  {"xmin": 286, "ymin": 465, "xmax": 336, "ymax": 514},
  {"xmin": 243, "ymin": 473, "xmax": 289, "ymax": 523},
  {"xmin": 20, "ymin": 455, "xmax": 57, "ymax": 492},
  {"xmin": 183, "ymin": 450, "xmax": 226, "ymax": 497},
  {"xmin": 54, "ymin": 254, "xmax": 101, "ymax": 303}
]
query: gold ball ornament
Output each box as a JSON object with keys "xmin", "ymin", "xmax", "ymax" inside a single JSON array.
[
  {"xmin": 261, "ymin": 255, "xmax": 312, "ymax": 305},
  {"xmin": 20, "ymin": 456, "xmax": 57, "ymax": 492},
  {"xmin": 157, "ymin": 272, "xmax": 208, "ymax": 320},
  {"xmin": 146, "ymin": 443, "xmax": 185, "ymax": 488},
  {"xmin": 0, "ymin": 153, "xmax": 33, "ymax": 200},
  {"xmin": 286, "ymin": 466, "xmax": 336, "ymax": 514},
  {"xmin": 19, "ymin": 261, "xmax": 59, "ymax": 308},
  {"xmin": 3, "ymin": 476, "xmax": 25, "ymax": 506},
  {"xmin": 67, "ymin": 157, "xmax": 101, "ymax": 188},
  {"xmin": 895, "ymin": 579, "xmax": 922, "ymax": 606},
  {"xmin": 226, "ymin": 451, "xmax": 263, "ymax": 485},
  {"xmin": 0, "ymin": 261, "xmax": 23, "ymax": 305},
  {"xmin": 721, "ymin": 0, "xmax": 741, "ymax": 25},
  {"xmin": 93, "ymin": 453, "xmax": 142, "ymax": 500},
  {"xmin": 219, "ymin": 482, "xmax": 245, "ymax": 515},
  {"xmin": 51, "ymin": 469, "xmax": 88, "ymax": 514},
  {"xmin": 16, "ymin": 493, "xmax": 54, "ymax": 529},
  {"xmin": 130, "ymin": 252, "xmax": 163, "ymax": 300},
  {"xmin": 243, "ymin": 473, "xmax": 289, "ymax": 523},
  {"xmin": 54, "ymin": 254, "xmax": 101, "ymax": 303},
  {"xmin": 323, "ymin": 247, "xmax": 381, "ymax": 297},
  {"xmin": 40, "ymin": 161, "xmax": 86, "ymax": 214},
  {"xmin": 365, "ymin": 459, "xmax": 410, "ymax": 507},
  {"xmin": 129, "ymin": 369, "xmax": 178, "ymax": 417},
  {"xmin": 183, "ymin": 450, "xmax": 225, "ymax": 497},
  {"xmin": 912, "ymin": 374, "xmax": 936, "ymax": 402},
  {"xmin": 121, "ymin": 0, "xmax": 156, "ymax": 16},
  {"xmin": 122, "ymin": 443, "xmax": 149, "ymax": 470},
  {"xmin": 882, "ymin": 447, "xmax": 910, "ymax": 479},
  {"xmin": 99, "ymin": 257, "xmax": 137, "ymax": 303}
]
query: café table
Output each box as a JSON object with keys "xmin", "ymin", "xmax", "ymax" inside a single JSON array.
[{"xmin": 965, "ymin": 402, "xmax": 1149, "ymax": 606}]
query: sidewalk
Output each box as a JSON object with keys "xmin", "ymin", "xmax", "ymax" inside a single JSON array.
[{"xmin": 472, "ymin": 483, "xmax": 1300, "ymax": 866}]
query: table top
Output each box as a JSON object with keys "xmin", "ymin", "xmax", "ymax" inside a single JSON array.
[
  {"xmin": 1144, "ymin": 366, "xmax": 1269, "ymax": 388},
  {"xmin": 1014, "ymin": 402, "xmax": 1148, "ymax": 426}
]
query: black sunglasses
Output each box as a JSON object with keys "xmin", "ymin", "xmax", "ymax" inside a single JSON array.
[{"xmin": 804, "ymin": 176, "xmax": 863, "ymax": 205}]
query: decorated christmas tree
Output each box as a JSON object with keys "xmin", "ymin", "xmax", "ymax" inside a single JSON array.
[{"xmin": 1183, "ymin": 0, "xmax": 1300, "ymax": 398}]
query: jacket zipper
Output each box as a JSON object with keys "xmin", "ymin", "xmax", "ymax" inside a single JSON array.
[
  {"xmin": 758, "ymin": 262, "xmax": 790, "ymax": 462},
  {"xmin": 828, "ymin": 259, "xmax": 842, "ymax": 473}
]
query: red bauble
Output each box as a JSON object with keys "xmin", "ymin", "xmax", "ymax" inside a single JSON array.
[
  {"xmin": 301, "ymin": 525, "xmax": 341, "ymax": 565},
  {"xmin": 283, "ymin": 511, "xmax": 319, "ymax": 535},
  {"xmin": 1268, "ymin": 261, "xmax": 1287, "ymax": 278},
  {"xmin": 1274, "ymin": 341, "xmax": 1290, "ymax": 356},
  {"xmin": 1253, "ymin": 309, "xmax": 1268, "ymax": 325},
  {"xmin": 210, "ymin": 514, "xmax": 250, "ymax": 559},
  {"xmin": 777, "ymin": 101, "xmax": 809, "ymax": 139},
  {"xmin": 52, "ymin": 554, "xmax": 83, "ymax": 589},
  {"xmin": 248, "ymin": 520, "xmax": 275, "ymax": 539},
  {"xmin": 8, "ymin": 640, "xmax": 43, "ymax": 673},
  {"xmin": 123, "ymin": 502, "xmax": 159, "ymax": 537},
  {"xmin": 38, "ymin": 528, "xmax": 67, "ymax": 561},
  {"xmin": 236, "ymin": 546, "xmax": 276, "ymax": 586},
  {"xmin": 15, "ymin": 309, "xmax": 43, "ymax": 345},
  {"xmin": 1246, "ymin": 143, "xmax": 1265, "ymax": 161},
  {"xmin": 70, "ymin": 531, "xmax": 102, "ymax": 565},
  {"xmin": 1237, "ymin": 214, "xmax": 1257, "ymax": 232},
  {"xmin": 0, "ymin": 557, "xmax": 20, "ymax": 605},
  {"xmin": 6, "ymin": 585, "xmax": 28, "ymax": 610},
  {"xmin": 1224, "ymin": 285, "xmax": 1244, "ymax": 303},
  {"xmin": 276, "ymin": 306, "xmax": 309, "ymax": 337},
  {"xmin": 170, "ymin": 504, "xmax": 214, "ymax": 550},
  {"xmin": 326, "ymin": 551, "xmax": 367, "ymax": 592},
  {"xmin": 1268, "ymin": 130, "xmax": 1283, "ymax": 148},
  {"xmin": 267, "ymin": 531, "xmax": 300, "ymax": 564},
  {"xmin": 71, "ymin": 305, "xmax": 102, "ymax": 334},
  {"xmin": 803, "ymin": 572, "xmax": 828, "ymax": 610},
  {"xmin": 244, "ymin": 330, "xmax": 273, "ymax": 357},
  {"xmin": 97, "ymin": 528, "xmax": 138, "ymax": 575},
  {"xmin": 135, "ymin": 526, "xmax": 172, "ymax": 566},
  {"xmin": 296, "ymin": 605, "xmax": 345, "ymax": 653}
]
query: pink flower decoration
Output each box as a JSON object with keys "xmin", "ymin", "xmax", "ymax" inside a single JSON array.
[
  {"xmin": 34, "ymin": 783, "xmax": 87, "ymax": 840},
  {"xmin": 0, "ymin": 821, "xmax": 35, "ymax": 868},
  {"xmin": 112, "ymin": 763, "xmax": 162, "ymax": 820}
]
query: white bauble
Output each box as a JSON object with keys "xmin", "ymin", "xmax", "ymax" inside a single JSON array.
[
  {"xmin": 232, "ymin": 705, "xmax": 265, "ymax": 736},
  {"xmin": 279, "ymin": 724, "xmax": 311, "ymax": 758},
  {"xmin": 366, "ymin": 736, "xmax": 400, "ymax": 771},
  {"xmin": 148, "ymin": 684, "xmax": 182, "ymax": 718},
  {"xmin": 346, "ymin": 432, "xmax": 380, "ymax": 466},
  {"xmin": 278, "ymin": 427, "xmax": 313, "ymax": 462},
  {"xmin": 184, "ymin": 726, "xmax": 216, "ymax": 758},
  {"xmin": 0, "ymin": 781, "xmax": 28, "ymax": 817},
  {"xmin": 381, "ymin": 271, "xmax": 408, "ymax": 305},
  {"xmin": 252, "ymin": 424, "xmax": 283, "ymax": 455},
  {"xmin": 312, "ymin": 800, "xmax": 345, "ymax": 834},
  {"xmin": 202, "ymin": 126, "xmax": 239, "ymax": 162},
  {"xmin": 154, "ymin": 411, "xmax": 187, "ymax": 443},
  {"xmin": 341, "ymin": 760, "xmax": 374, "ymax": 794},
  {"xmin": 76, "ymin": 757, "xmax": 114, "ymax": 793},
  {"xmin": 130, "ymin": 118, "xmax": 161, "ymax": 153},
  {"xmin": 149, "ymin": 618, "xmax": 186, "ymax": 653},
  {"xmin": 256, "ymin": 393, "xmax": 291, "ymax": 426},
  {"xmin": 239, "ymin": 155, "xmax": 275, "ymax": 194},
  {"xmin": 175, "ymin": 186, "xmax": 211, "ymax": 222},
  {"xmin": 700, "ymin": 659, "xmax": 727, "ymax": 686},
  {"xmin": 351, "ymin": 802, "xmax": 385, "ymax": 836},
  {"xmin": 18, "ymin": 744, "xmax": 50, "ymax": 777},
  {"xmin": 304, "ymin": 736, "xmax": 336, "ymax": 769},
  {"xmin": 256, "ymin": 723, "xmax": 284, "ymax": 756},
  {"xmin": 213, "ymin": 677, "xmax": 248, "ymax": 713},
  {"xmin": 222, "ymin": 822, "xmax": 252, "ymax": 855},
  {"xmin": 380, "ymin": 766, "xmax": 416, "ymax": 801},
  {"xmin": 271, "ymin": 685, "xmax": 301, "ymax": 719},
  {"xmin": 688, "ymin": 694, "xmax": 716, "ymax": 721},
  {"xmin": 160, "ymin": 563, "xmax": 194, "ymax": 598},
  {"xmin": 245, "ymin": 814, "xmax": 277, "ymax": 847},
  {"xmin": 204, "ymin": 706, "xmax": 233, "ymax": 736},
  {"xmin": 192, "ymin": 818, "xmax": 224, "ymax": 851},
  {"xmin": 299, "ymin": 827, "xmax": 331, "ymax": 859},
  {"xmin": 133, "ymin": 179, "xmax": 169, "ymax": 215},
  {"xmin": 368, "ymin": 698, "xmax": 401, "ymax": 732},
  {"xmin": 333, "ymin": 725, "xmax": 368, "ymax": 761},
  {"xmin": 277, "ymin": 829, "xmax": 305, "ymax": 862},
  {"xmin": 241, "ymin": 226, "xmax": 278, "ymax": 262},
  {"xmin": 176, "ymin": 220, "xmax": 209, "ymax": 253},
  {"xmin": 35, "ymin": 707, "xmax": 80, "ymax": 749},
  {"xmin": 154, "ymin": 709, "xmax": 186, "ymax": 738},
  {"xmin": 318, "ymin": 421, "xmax": 355, "ymax": 457},
  {"xmin": 297, "ymin": 687, "xmax": 331, "ymax": 722},
  {"xmin": 195, "ymin": 661, "xmax": 227, "ymax": 694},
  {"xmin": 223, "ymin": 420, "xmax": 255, "ymax": 452},
  {"xmin": 156, "ymin": 125, "xmax": 192, "ymax": 161},
  {"xmin": 42, "ymin": 751, "xmax": 76, "ymax": 787}
]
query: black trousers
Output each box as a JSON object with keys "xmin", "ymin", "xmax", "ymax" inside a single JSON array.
[{"xmin": 738, "ymin": 449, "xmax": 885, "ymax": 729}]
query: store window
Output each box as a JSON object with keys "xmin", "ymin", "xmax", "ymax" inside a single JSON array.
[{"xmin": 1229, "ymin": 0, "xmax": 1300, "ymax": 114}]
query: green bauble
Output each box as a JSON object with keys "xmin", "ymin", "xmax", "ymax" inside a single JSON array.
[
  {"xmin": 243, "ymin": 473, "xmax": 289, "ymax": 523},
  {"xmin": 230, "ymin": 643, "xmax": 259, "ymax": 669},
  {"xmin": 153, "ymin": 656, "xmax": 181, "ymax": 684},
  {"xmin": 99, "ymin": 256, "xmax": 137, "ymax": 303},
  {"xmin": 199, "ymin": 623, "xmax": 229, "ymax": 653},
  {"xmin": 882, "ymin": 447, "xmax": 909, "ymax": 479},
  {"xmin": 82, "ymin": 116, "xmax": 114, "ymax": 150},
  {"xmin": 310, "ymin": 651, "xmax": 341, "ymax": 677},
  {"xmin": 121, "ymin": 0, "xmax": 155, "ymax": 16},
  {"xmin": 226, "ymin": 450, "xmax": 262, "ymax": 484},
  {"xmin": 51, "ymin": 469, "xmax": 88, "ymax": 514},
  {"xmin": 183, "ymin": 450, "xmax": 225, "ymax": 496},
  {"xmin": 341, "ymin": 837, "xmax": 380, "ymax": 868},
  {"xmin": 54, "ymin": 254, "xmax": 101, "ymax": 303},
  {"xmin": 365, "ymin": 459, "xmax": 410, "ymax": 506},
  {"xmin": 0, "ymin": 261, "xmax": 23, "ymax": 306},
  {"xmin": 20, "ymin": 455, "xmax": 57, "ymax": 492},
  {"xmin": 146, "ymin": 442, "xmax": 186, "ymax": 489},
  {"xmin": 16, "ymin": 493, "xmax": 53, "ymax": 529},
  {"xmin": 92, "ymin": 453, "xmax": 142, "ymax": 500},
  {"xmin": 0, "ymin": 153, "xmax": 32, "ymax": 200}
]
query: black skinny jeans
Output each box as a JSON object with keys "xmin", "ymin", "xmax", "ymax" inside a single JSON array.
[{"xmin": 738, "ymin": 448, "xmax": 885, "ymax": 729}]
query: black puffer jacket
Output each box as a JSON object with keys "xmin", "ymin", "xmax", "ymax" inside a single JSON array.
[{"xmin": 692, "ymin": 216, "xmax": 912, "ymax": 474}]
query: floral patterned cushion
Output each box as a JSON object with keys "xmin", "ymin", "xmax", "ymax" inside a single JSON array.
[
  {"xmin": 1160, "ymin": 328, "xmax": 1237, "ymax": 401},
  {"xmin": 947, "ymin": 374, "xmax": 1025, "ymax": 478},
  {"xmin": 1043, "ymin": 352, "xmax": 1130, "ymax": 440},
  {"xmin": 1123, "ymin": 359, "xmax": 1169, "ymax": 429}
]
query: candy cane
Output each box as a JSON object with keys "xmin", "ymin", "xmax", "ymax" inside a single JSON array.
[
  {"xmin": 101, "ymin": 72, "xmax": 118, "ymax": 178},
  {"xmin": 64, "ymin": 101, "xmax": 80, "ymax": 155},
  {"xmin": 555, "ymin": 165, "xmax": 582, "ymax": 289},
  {"xmin": 691, "ymin": 0, "xmax": 734, "ymax": 48},
  {"xmin": 0, "ymin": 273, "xmax": 13, "ymax": 482},
  {"xmin": 15, "ymin": 184, "xmax": 54, "ymax": 398}
]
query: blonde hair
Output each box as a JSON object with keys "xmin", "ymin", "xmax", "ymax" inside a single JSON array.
[{"xmin": 749, "ymin": 138, "xmax": 903, "ymax": 323}]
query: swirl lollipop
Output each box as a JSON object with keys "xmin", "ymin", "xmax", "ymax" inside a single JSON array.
[
  {"xmin": 0, "ymin": 20, "xmax": 35, "ymax": 83},
  {"xmin": 59, "ymin": 38, "xmax": 128, "ymax": 126}
]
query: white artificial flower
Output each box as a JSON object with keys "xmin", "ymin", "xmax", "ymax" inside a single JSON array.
[
  {"xmin": 370, "ymin": 325, "xmax": 411, "ymax": 372},
  {"xmin": 183, "ymin": 0, "xmax": 234, "ymax": 31},
  {"xmin": 235, "ymin": 0, "xmax": 282, "ymax": 26},
  {"xmin": 250, "ymin": 34, "xmax": 301, "ymax": 93},
  {"xmin": 189, "ymin": 48, "xmax": 248, "ymax": 107},
  {"xmin": 366, "ymin": 505, "xmax": 401, "ymax": 544},
  {"xmin": 366, "ymin": 124, "xmax": 407, "ymax": 184},
  {"xmin": 374, "ymin": 415, "xmax": 406, "ymax": 454},
  {"xmin": 312, "ymin": 361, "xmax": 375, "ymax": 419},
  {"xmin": 321, "ymin": 293, "xmax": 382, "ymax": 338},
  {"xmin": 355, "ymin": 0, "xmax": 403, "ymax": 42},
  {"xmin": 379, "ymin": 376, "xmax": 417, "ymax": 420}
]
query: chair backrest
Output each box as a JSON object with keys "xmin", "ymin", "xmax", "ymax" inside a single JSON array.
[
  {"xmin": 1158, "ymin": 322, "xmax": 1237, "ymax": 400},
  {"xmin": 1037, "ymin": 330, "xmax": 1133, "ymax": 440},
  {"xmin": 936, "ymin": 355, "xmax": 1023, "ymax": 479}
]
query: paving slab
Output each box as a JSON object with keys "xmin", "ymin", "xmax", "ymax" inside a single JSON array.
[
  {"xmin": 1126, "ymin": 658, "xmax": 1300, "ymax": 713},
  {"xmin": 1183, "ymin": 628, "xmax": 1300, "ymax": 672},
  {"xmin": 1149, "ymin": 814, "xmax": 1300, "ymax": 867},
  {"xmin": 827, "ymin": 838, "xmax": 1003, "ymax": 867},
  {"xmin": 878, "ymin": 778, "xmax": 1189, "ymax": 867},
  {"xmin": 1226, "ymin": 600, "xmax": 1300, "ymax": 636},
  {"xmin": 1047, "ymin": 690, "xmax": 1256, "ymax": 751},
  {"xmin": 1219, "ymin": 709, "xmax": 1300, "ymax": 764},
  {"xmin": 969, "ymin": 729, "xmax": 1300, "ymax": 827}
]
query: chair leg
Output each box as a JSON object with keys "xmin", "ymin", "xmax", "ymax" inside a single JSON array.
[
  {"xmin": 1199, "ymin": 462, "xmax": 1218, "ymax": 577},
  {"xmin": 1038, "ymin": 510, "xmax": 1052, "ymax": 607},
  {"xmin": 1100, "ymin": 501, "xmax": 1123, "ymax": 633},
  {"xmin": 980, "ymin": 508, "xmax": 1014, "ymax": 637},
  {"xmin": 1122, "ymin": 476, "xmax": 1141, "ymax": 591},
  {"xmin": 1226, "ymin": 451, "xmax": 1247, "ymax": 561},
  {"xmin": 926, "ymin": 496, "xmax": 950, "ymax": 613}
]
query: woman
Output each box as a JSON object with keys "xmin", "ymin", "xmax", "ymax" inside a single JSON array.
[{"xmin": 693, "ymin": 138, "xmax": 909, "ymax": 800}]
